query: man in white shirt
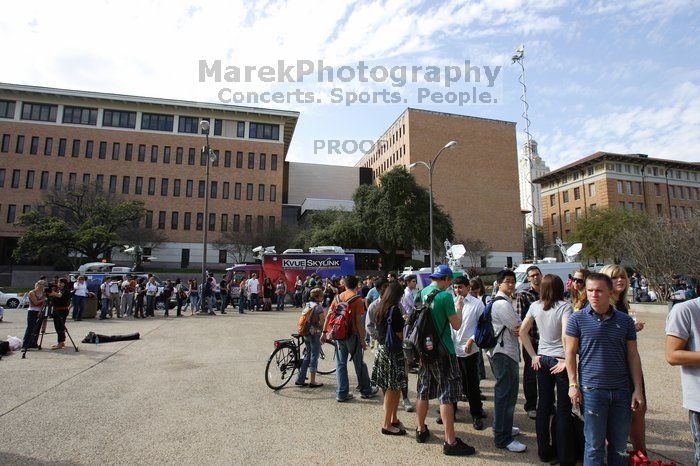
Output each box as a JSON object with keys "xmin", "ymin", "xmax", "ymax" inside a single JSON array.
[
  {"xmin": 247, "ymin": 273, "xmax": 260, "ymax": 312},
  {"xmin": 451, "ymin": 275, "xmax": 487, "ymax": 430},
  {"xmin": 109, "ymin": 278, "xmax": 121, "ymax": 318},
  {"xmin": 401, "ymin": 274, "xmax": 418, "ymax": 317}
]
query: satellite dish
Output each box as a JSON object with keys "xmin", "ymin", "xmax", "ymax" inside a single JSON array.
[
  {"xmin": 252, "ymin": 246, "xmax": 264, "ymax": 253},
  {"xmin": 566, "ymin": 243, "xmax": 583, "ymax": 257},
  {"xmin": 450, "ymin": 244, "xmax": 466, "ymax": 260}
]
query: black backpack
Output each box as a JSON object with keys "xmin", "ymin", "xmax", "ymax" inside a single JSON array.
[
  {"xmin": 473, "ymin": 296, "xmax": 507, "ymax": 349},
  {"xmin": 403, "ymin": 289, "xmax": 448, "ymax": 365}
]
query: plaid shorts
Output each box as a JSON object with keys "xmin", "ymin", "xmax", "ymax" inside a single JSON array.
[{"xmin": 416, "ymin": 353, "xmax": 462, "ymax": 405}]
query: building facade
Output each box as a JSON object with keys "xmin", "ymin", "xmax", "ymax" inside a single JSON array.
[
  {"xmin": 0, "ymin": 83, "xmax": 298, "ymax": 267},
  {"xmin": 535, "ymin": 151, "xmax": 700, "ymax": 255},
  {"xmin": 518, "ymin": 139, "xmax": 550, "ymax": 226},
  {"xmin": 356, "ymin": 108, "xmax": 524, "ymax": 269}
]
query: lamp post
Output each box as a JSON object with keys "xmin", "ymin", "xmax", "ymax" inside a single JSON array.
[
  {"xmin": 199, "ymin": 120, "xmax": 217, "ymax": 313},
  {"xmin": 409, "ymin": 140, "xmax": 458, "ymax": 270}
]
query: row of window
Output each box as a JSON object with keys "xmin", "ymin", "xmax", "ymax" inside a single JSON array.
[
  {"xmin": 0, "ymin": 169, "xmax": 278, "ymax": 202},
  {"xmin": 0, "ymin": 134, "xmax": 279, "ymax": 169},
  {"xmin": 0, "ymin": 100, "xmax": 280, "ymax": 140},
  {"xmin": 549, "ymin": 184, "xmax": 595, "ymax": 206},
  {"xmin": 549, "ymin": 181, "xmax": 700, "ymax": 207},
  {"xmin": 549, "ymin": 201, "xmax": 696, "ymax": 227},
  {"xmin": 606, "ymin": 162, "xmax": 699, "ymax": 182}
]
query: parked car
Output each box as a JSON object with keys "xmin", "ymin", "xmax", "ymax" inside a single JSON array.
[{"xmin": 0, "ymin": 288, "xmax": 23, "ymax": 308}]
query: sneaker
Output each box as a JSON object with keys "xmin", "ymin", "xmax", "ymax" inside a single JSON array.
[
  {"xmin": 415, "ymin": 426, "xmax": 430, "ymax": 443},
  {"xmin": 473, "ymin": 417, "xmax": 485, "ymax": 430},
  {"xmin": 505, "ymin": 439, "xmax": 527, "ymax": 452},
  {"xmin": 402, "ymin": 398, "xmax": 415, "ymax": 412},
  {"xmin": 50, "ymin": 342, "xmax": 65, "ymax": 350},
  {"xmin": 361, "ymin": 385, "xmax": 379, "ymax": 399},
  {"xmin": 336, "ymin": 393, "xmax": 354, "ymax": 402},
  {"xmin": 443, "ymin": 437, "xmax": 476, "ymax": 456},
  {"xmin": 512, "ymin": 426, "xmax": 521, "ymax": 437},
  {"xmin": 527, "ymin": 410, "xmax": 537, "ymax": 419}
]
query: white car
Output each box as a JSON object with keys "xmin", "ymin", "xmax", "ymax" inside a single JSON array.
[{"xmin": 0, "ymin": 288, "xmax": 23, "ymax": 308}]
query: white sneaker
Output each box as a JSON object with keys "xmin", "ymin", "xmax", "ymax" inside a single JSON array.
[
  {"xmin": 506, "ymin": 439, "xmax": 527, "ymax": 452},
  {"xmin": 402, "ymin": 398, "xmax": 415, "ymax": 412},
  {"xmin": 511, "ymin": 426, "xmax": 520, "ymax": 436}
]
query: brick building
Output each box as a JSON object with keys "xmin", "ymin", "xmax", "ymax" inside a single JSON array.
[
  {"xmin": 534, "ymin": 151, "xmax": 700, "ymax": 256},
  {"xmin": 0, "ymin": 83, "xmax": 298, "ymax": 266},
  {"xmin": 356, "ymin": 108, "xmax": 524, "ymax": 269}
]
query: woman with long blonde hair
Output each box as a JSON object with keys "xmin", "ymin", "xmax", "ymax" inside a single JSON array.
[{"xmin": 568, "ymin": 268, "xmax": 589, "ymax": 311}]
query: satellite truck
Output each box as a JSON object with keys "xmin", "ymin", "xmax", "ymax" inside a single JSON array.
[
  {"xmin": 400, "ymin": 241, "xmax": 470, "ymax": 292},
  {"xmin": 514, "ymin": 239, "xmax": 584, "ymax": 292}
]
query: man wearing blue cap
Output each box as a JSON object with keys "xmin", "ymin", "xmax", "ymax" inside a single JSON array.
[{"xmin": 415, "ymin": 265, "xmax": 476, "ymax": 456}]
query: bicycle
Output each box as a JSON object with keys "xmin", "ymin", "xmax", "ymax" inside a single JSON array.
[{"xmin": 264, "ymin": 333, "xmax": 337, "ymax": 390}]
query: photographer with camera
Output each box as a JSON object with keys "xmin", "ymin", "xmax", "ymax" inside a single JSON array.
[{"xmin": 48, "ymin": 278, "xmax": 71, "ymax": 350}]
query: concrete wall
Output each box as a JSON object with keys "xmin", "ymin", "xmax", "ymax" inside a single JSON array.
[{"xmin": 286, "ymin": 162, "xmax": 362, "ymax": 205}]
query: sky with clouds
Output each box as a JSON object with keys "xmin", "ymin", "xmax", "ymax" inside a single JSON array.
[{"xmin": 1, "ymin": 0, "xmax": 698, "ymax": 169}]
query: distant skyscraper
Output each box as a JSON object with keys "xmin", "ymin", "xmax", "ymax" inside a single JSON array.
[{"xmin": 519, "ymin": 140, "xmax": 550, "ymax": 226}]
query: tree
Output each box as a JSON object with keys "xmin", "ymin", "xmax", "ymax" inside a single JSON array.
[
  {"xmin": 570, "ymin": 208, "xmax": 646, "ymax": 263},
  {"xmin": 214, "ymin": 223, "xmax": 301, "ymax": 263},
  {"xmin": 12, "ymin": 183, "xmax": 147, "ymax": 264},
  {"xmin": 456, "ymin": 237, "xmax": 492, "ymax": 274}
]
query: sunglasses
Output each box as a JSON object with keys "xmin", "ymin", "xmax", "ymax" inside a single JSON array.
[{"xmin": 573, "ymin": 278, "xmax": 585, "ymax": 284}]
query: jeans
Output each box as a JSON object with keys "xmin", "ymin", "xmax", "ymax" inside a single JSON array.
[
  {"xmin": 72, "ymin": 295, "xmax": 86, "ymax": 320},
  {"xmin": 248, "ymin": 293, "xmax": 259, "ymax": 311},
  {"xmin": 523, "ymin": 342, "xmax": 538, "ymax": 412},
  {"xmin": 189, "ymin": 294, "xmax": 200, "ymax": 311},
  {"xmin": 335, "ymin": 334, "xmax": 372, "ymax": 399},
  {"xmin": 490, "ymin": 353, "xmax": 519, "ymax": 448},
  {"xmin": 120, "ymin": 293, "xmax": 133, "ymax": 317},
  {"xmin": 581, "ymin": 386, "xmax": 632, "ymax": 466},
  {"xmin": 100, "ymin": 298, "xmax": 110, "ymax": 318},
  {"xmin": 220, "ymin": 293, "xmax": 228, "ymax": 312},
  {"xmin": 690, "ymin": 410, "xmax": 700, "ymax": 466},
  {"xmin": 145, "ymin": 295, "xmax": 156, "ymax": 316},
  {"xmin": 457, "ymin": 353, "xmax": 484, "ymax": 417},
  {"xmin": 53, "ymin": 309, "xmax": 68, "ymax": 343},
  {"xmin": 23, "ymin": 309, "xmax": 40, "ymax": 348},
  {"xmin": 536, "ymin": 355, "xmax": 575, "ymax": 465},
  {"xmin": 294, "ymin": 291, "xmax": 302, "ymax": 307},
  {"xmin": 276, "ymin": 294, "xmax": 284, "ymax": 310},
  {"xmin": 296, "ymin": 333, "xmax": 321, "ymax": 383}
]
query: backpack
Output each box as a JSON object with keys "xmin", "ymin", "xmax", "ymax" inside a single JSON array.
[
  {"xmin": 403, "ymin": 289, "xmax": 447, "ymax": 365},
  {"xmin": 325, "ymin": 294, "xmax": 362, "ymax": 341},
  {"xmin": 297, "ymin": 303, "xmax": 319, "ymax": 336},
  {"xmin": 473, "ymin": 296, "xmax": 507, "ymax": 350},
  {"xmin": 384, "ymin": 305, "xmax": 402, "ymax": 353}
]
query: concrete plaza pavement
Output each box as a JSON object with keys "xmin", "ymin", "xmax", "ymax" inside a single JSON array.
[{"xmin": 0, "ymin": 302, "xmax": 694, "ymax": 465}]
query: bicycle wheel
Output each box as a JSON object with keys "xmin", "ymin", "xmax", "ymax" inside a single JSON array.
[
  {"xmin": 316, "ymin": 340, "xmax": 337, "ymax": 375},
  {"xmin": 265, "ymin": 346, "xmax": 297, "ymax": 390}
]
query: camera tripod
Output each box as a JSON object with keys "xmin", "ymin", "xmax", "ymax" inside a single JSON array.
[{"xmin": 21, "ymin": 301, "xmax": 79, "ymax": 359}]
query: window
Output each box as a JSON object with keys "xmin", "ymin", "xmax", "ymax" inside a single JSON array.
[
  {"xmin": 186, "ymin": 180, "xmax": 193, "ymax": 197},
  {"xmin": 656, "ymin": 204, "xmax": 663, "ymax": 216},
  {"xmin": 236, "ymin": 151, "xmax": 243, "ymax": 168},
  {"xmin": 551, "ymin": 213, "xmax": 556, "ymax": 225},
  {"xmin": 63, "ymin": 106, "xmax": 97, "ymax": 125},
  {"xmin": 1, "ymin": 134, "xmax": 9, "ymax": 152},
  {"xmin": 549, "ymin": 194, "xmax": 555, "ymax": 206},
  {"xmin": 259, "ymin": 153, "xmax": 266, "ymax": 170},
  {"xmin": 7, "ymin": 204, "xmax": 16, "ymax": 223},
  {"xmin": 626, "ymin": 181, "xmax": 632, "ymax": 195},
  {"xmin": 669, "ymin": 185, "xmax": 675, "ymax": 199},
  {"xmin": 29, "ymin": 136, "xmax": 39, "ymax": 155},
  {"xmin": 148, "ymin": 177, "xmax": 155, "ymax": 195},
  {"xmin": 82, "ymin": 173, "xmax": 90, "ymax": 186},
  {"xmin": 628, "ymin": 202, "xmax": 634, "ymax": 210},
  {"xmin": 158, "ymin": 211, "xmax": 166, "ymax": 229},
  {"xmin": 246, "ymin": 183, "xmax": 253, "ymax": 200},
  {"xmin": 638, "ymin": 202, "xmax": 644, "ymax": 211},
  {"xmin": 269, "ymin": 185, "xmax": 276, "ymax": 202},
  {"xmin": 55, "ymin": 172, "xmax": 63, "ymax": 190},
  {"xmin": 222, "ymin": 182, "xmax": 230, "ymax": 199},
  {"xmin": 237, "ymin": 121, "xmax": 245, "ymax": 137},
  {"xmin": 178, "ymin": 116, "xmax": 200, "ymax": 134},
  {"xmin": 138, "ymin": 144, "xmax": 146, "ymax": 162},
  {"xmin": 636, "ymin": 182, "xmax": 642, "ymax": 195},
  {"xmin": 564, "ymin": 210, "xmax": 570, "ymax": 223},
  {"xmin": 188, "ymin": 148, "xmax": 195, "ymax": 165},
  {"xmin": 573, "ymin": 187, "xmax": 580, "ymax": 200},
  {"xmin": 211, "ymin": 149, "xmax": 219, "ymax": 167},
  {"xmin": 173, "ymin": 179, "xmax": 181, "ymax": 197},
  {"xmin": 98, "ymin": 141, "xmax": 106, "ymax": 159},
  {"xmin": 196, "ymin": 213, "xmax": 203, "ymax": 230},
  {"xmin": 57, "ymin": 138, "xmax": 66, "ymax": 156},
  {"xmin": 145, "ymin": 210, "xmax": 153, "ymax": 229},
  {"xmin": 258, "ymin": 184, "xmax": 265, "ymax": 201},
  {"xmin": 619, "ymin": 201, "xmax": 625, "ymax": 209},
  {"xmin": 198, "ymin": 180, "xmax": 205, "ymax": 198},
  {"xmin": 103, "ymin": 109, "xmax": 136, "ymax": 128},
  {"xmin": 122, "ymin": 176, "xmax": 130, "ymax": 194},
  {"xmin": 562, "ymin": 190, "xmax": 569, "ymax": 203},
  {"xmin": 654, "ymin": 183, "xmax": 660, "ymax": 196},
  {"xmin": 109, "ymin": 175, "xmax": 117, "ymax": 193},
  {"xmin": 617, "ymin": 180, "xmax": 623, "ymax": 194},
  {"xmin": 587, "ymin": 166, "xmax": 594, "ymax": 176},
  {"xmin": 271, "ymin": 154, "xmax": 278, "ymax": 171},
  {"xmin": 176, "ymin": 147, "xmax": 183, "ymax": 164},
  {"xmin": 125, "ymin": 143, "xmax": 133, "ymax": 161},
  {"xmin": 16, "ymin": 135, "xmax": 24, "ymax": 154},
  {"xmin": 575, "ymin": 207, "xmax": 582, "ymax": 218},
  {"xmin": 233, "ymin": 214, "xmax": 240, "ymax": 231},
  {"xmin": 590, "ymin": 203, "xmax": 597, "ymax": 211},
  {"xmin": 234, "ymin": 182, "xmax": 241, "ymax": 200},
  {"xmin": 211, "ymin": 181, "xmax": 217, "ymax": 199},
  {"xmin": 249, "ymin": 122, "xmax": 279, "ymax": 140},
  {"xmin": 588, "ymin": 183, "xmax": 595, "ymax": 197},
  {"xmin": 218, "ymin": 250, "xmax": 227, "ymax": 263},
  {"xmin": 25, "ymin": 170, "xmax": 34, "ymax": 189},
  {"xmin": 221, "ymin": 213, "xmax": 228, "ymax": 232},
  {"xmin": 257, "ymin": 215, "xmax": 264, "ymax": 232},
  {"xmin": 135, "ymin": 177, "xmax": 143, "ymax": 194},
  {"xmin": 112, "ymin": 142, "xmax": 120, "ymax": 160},
  {"xmin": 163, "ymin": 146, "xmax": 171, "ymax": 164},
  {"xmin": 21, "ymin": 102, "xmax": 58, "ymax": 122},
  {"xmin": 208, "ymin": 213, "xmax": 215, "ymax": 231},
  {"xmin": 184, "ymin": 212, "xmax": 191, "ymax": 230},
  {"xmin": 671, "ymin": 206, "xmax": 677, "ymax": 219},
  {"xmin": 67, "ymin": 173, "xmax": 77, "ymax": 190},
  {"xmin": 150, "ymin": 145, "xmax": 158, "ymax": 163},
  {"xmin": 214, "ymin": 119, "xmax": 222, "ymax": 136},
  {"xmin": 0, "ymin": 100, "xmax": 15, "ymax": 119},
  {"xmin": 161, "ymin": 178, "xmax": 168, "ymax": 196},
  {"xmin": 141, "ymin": 113, "xmax": 174, "ymax": 132},
  {"xmin": 248, "ymin": 152, "xmax": 254, "ymax": 169},
  {"xmin": 11, "ymin": 169, "xmax": 20, "ymax": 188},
  {"xmin": 224, "ymin": 151, "xmax": 231, "ymax": 167},
  {"xmin": 269, "ymin": 216, "xmax": 275, "ymax": 230},
  {"xmin": 39, "ymin": 171, "xmax": 48, "ymax": 189},
  {"xmin": 245, "ymin": 215, "xmax": 252, "ymax": 232},
  {"xmin": 171, "ymin": 212, "xmax": 179, "ymax": 229}
]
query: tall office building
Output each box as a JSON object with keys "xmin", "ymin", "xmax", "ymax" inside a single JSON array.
[{"xmin": 518, "ymin": 139, "xmax": 550, "ymax": 226}]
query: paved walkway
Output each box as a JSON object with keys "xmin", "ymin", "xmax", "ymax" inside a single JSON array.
[{"xmin": 0, "ymin": 302, "xmax": 693, "ymax": 465}]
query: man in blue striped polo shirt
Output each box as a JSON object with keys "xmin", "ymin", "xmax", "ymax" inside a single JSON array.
[{"xmin": 565, "ymin": 272, "xmax": 644, "ymax": 466}]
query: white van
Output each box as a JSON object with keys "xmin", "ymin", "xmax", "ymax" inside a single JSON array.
[{"xmin": 514, "ymin": 262, "xmax": 583, "ymax": 292}]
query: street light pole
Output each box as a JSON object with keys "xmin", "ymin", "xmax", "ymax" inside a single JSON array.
[
  {"xmin": 199, "ymin": 120, "xmax": 214, "ymax": 313},
  {"xmin": 409, "ymin": 140, "xmax": 457, "ymax": 270}
]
